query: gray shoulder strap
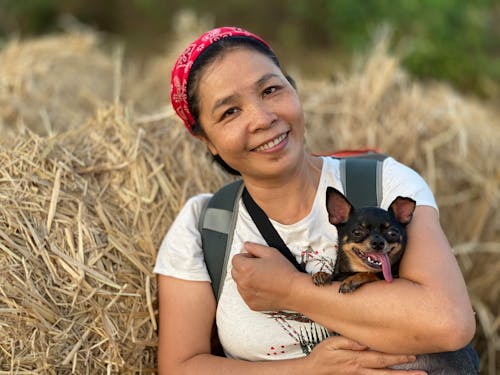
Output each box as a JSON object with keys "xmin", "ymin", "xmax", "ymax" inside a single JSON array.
[
  {"xmin": 199, "ymin": 180, "xmax": 244, "ymax": 301},
  {"xmin": 339, "ymin": 153, "xmax": 387, "ymax": 207}
]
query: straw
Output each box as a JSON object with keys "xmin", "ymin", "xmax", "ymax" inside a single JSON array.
[{"xmin": 0, "ymin": 27, "xmax": 498, "ymax": 373}]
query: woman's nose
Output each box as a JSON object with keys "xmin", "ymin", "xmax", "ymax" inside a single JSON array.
[{"xmin": 248, "ymin": 100, "xmax": 277, "ymax": 131}]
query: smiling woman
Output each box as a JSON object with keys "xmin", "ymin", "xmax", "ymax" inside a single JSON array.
[
  {"xmin": 195, "ymin": 48, "xmax": 310, "ymax": 183},
  {"xmin": 179, "ymin": 31, "xmax": 300, "ymax": 177},
  {"xmin": 154, "ymin": 26, "xmax": 477, "ymax": 374}
]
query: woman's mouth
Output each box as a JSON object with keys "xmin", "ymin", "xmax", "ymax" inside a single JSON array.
[{"xmin": 253, "ymin": 132, "xmax": 288, "ymax": 152}]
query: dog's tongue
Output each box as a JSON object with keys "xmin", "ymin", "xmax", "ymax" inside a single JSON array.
[{"xmin": 371, "ymin": 253, "xmax": 393, "ymax": 282}]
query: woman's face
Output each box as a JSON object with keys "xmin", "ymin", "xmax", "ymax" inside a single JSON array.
[{"xmin": 196, "ymin": 47, "xmax": 306, "ymax": 181}]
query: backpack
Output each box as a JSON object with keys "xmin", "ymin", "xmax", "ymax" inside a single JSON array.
[{"xmin": 199, "ymin": 150, "xmax": 388, "ymax": 301}]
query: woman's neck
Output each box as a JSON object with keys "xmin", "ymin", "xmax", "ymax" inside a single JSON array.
[{"xmin": 242, "ymin": 155, "xmax": 323, "ymax": 225}]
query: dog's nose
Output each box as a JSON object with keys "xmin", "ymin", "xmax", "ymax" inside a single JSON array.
[{"xmin": 370, "ymin": 236, "xmax": 385, "ymax": 251}]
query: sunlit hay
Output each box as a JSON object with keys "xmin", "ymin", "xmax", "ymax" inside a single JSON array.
[
  {"xmin": 0, "ymin": 25, "xmax": 498, "ymax": 373},
  {"xmin": 0, "ymin": 104, "xmax": 230, "ymax": 373},
  {"xmin": 0, "ymin": 31, "xmax": 116, "ymax": 138},
  {"xmin": 124, "ymin": 9, "xmax": 215, "ymax": 117}
]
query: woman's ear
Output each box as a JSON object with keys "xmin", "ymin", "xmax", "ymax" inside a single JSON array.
[
  {"xmin": 206, "ymin": 141, "xmax": 218, "ymax": 156},
  {"xmin": 195, "ymin": 134, "xmax": 218, "ymax": 156}
]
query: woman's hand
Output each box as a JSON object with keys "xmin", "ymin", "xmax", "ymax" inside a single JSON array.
[
  {"xmin": 231, "ymin": 242, "xmax": 301, "ymax": 311},
  {"xmin": 304, "ymin": 336, "xmax": 427, "ymax": 375}
]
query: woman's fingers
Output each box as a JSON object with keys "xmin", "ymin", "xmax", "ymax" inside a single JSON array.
[
  {"xmin": 319, "ymin": 335, "xmax": 418, "ymax": 368},
  {"xmin": 242, "ymin": 241, "xmax": 275, "ymax": 257},
  {"xmin": 320, "ymin": 335, "xmax": 368, "ymax": 351},
  {"xmin": 310, "ymin": 336, "xmax": 427, "ymax": 374},
  {"xmin": 359, "ymin": 350, "xmax": 417, "ymax": 370}
]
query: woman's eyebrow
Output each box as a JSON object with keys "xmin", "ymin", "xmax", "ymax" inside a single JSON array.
[
  {"xmin": 210, "ymin": 73, "xmax": 281, "ymax": 116},
  {"xmin": 255, "ymin": 73, "xmax": 281, "ymax": 87},
  {"xmin": 211, "ymin": 94, "xmax": 237, "ymax": 116}
]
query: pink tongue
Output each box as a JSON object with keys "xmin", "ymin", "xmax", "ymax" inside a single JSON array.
[{"xmin": 371, "ymin": 253, "xmax": 393, "ymax": 282}]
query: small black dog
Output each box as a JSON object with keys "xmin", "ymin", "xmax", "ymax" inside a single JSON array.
[
  {"xmin": 311, "ymin": 187, "xmax": 479, "ymax": 374},
  {"xmin": 313, "ymin": 187, "xmax": 415, "ymax": 292}
]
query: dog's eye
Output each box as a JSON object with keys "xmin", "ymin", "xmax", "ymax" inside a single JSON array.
[
  {"xmin": 385, "ymin": 228, "xmax": 400, "ymax": 240},
  {"xmin": 352, "ymin": 227, "xmax": 365, "ymax": 238}
]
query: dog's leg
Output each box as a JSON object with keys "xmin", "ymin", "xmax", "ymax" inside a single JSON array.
[
  {"xmin": 312, "ymin": 272, "xmax": 333, "ymax": 286},
  {"xmin": 339, "ymin": 273, "xmax": 380, "ymax": 293}
]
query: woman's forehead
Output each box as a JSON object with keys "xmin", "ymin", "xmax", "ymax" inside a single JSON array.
[{"xmin": 199, "ymin": 49, "xmax": 283, "ymax": 97}]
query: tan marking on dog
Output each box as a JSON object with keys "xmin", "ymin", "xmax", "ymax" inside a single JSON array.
[
  {"xmin": 386, "ymin": 242, "xmax": 403, "ymax": 258},
  {"xmin": 339, "ymin": 273, "xmax": 381, "ymax": 293},
  {"xmin": 342, "ymin": 242, "xmax": 374, "ymax": 272}
]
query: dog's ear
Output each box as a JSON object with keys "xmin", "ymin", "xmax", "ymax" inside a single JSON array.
[
  {"xmin": 389, "ymin": 196, "xmax": 416, "ymax": 225},
  {"xmin": 326, "ymin": 187, "xmax": 352, "ymax": 225}
]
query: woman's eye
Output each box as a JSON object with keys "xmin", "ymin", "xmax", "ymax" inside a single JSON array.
[
  {"xmin": 221, "ymin": 107, "xmax": 238, "ymax": 120},
  {"xmin": 263, "ymin": 86, "xmax": 279, "ymax": 96}
]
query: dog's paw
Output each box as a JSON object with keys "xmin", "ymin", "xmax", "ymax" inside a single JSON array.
[
  {"xmin": 338, "ymin": 273, "xmax": 379, "ymax": 293},
  {"xmin": 338, "ymin": 281, "xmax": 359, "ymax": 293},
  {"xmin": 312, "ymin": 272, "xmax": 333, "ymax": 286}
]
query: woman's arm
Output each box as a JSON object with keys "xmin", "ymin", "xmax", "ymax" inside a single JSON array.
[
  {"xmin": 157, "ymin": 275, "xmax": 307, "ymax": 374},
  {"xmin": 231, "ymin": 206, "xmax": 476, "ymax": 354},
  {"xmin": 157, "ymin": 275, "xmax": 423, "ymax": 374}
]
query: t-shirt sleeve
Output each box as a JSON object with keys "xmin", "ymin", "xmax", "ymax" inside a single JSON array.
[
  {"xmin": 381, "ymin": 157, "xmax": 438, "ymax": 212},
  {"xmin": 153, "ymin": 193, "xmax": 212, "ymax": 282}
]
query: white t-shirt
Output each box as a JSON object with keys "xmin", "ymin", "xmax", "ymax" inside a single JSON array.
[{"xmin": 154, "ymin": 157, "xmax": 437, "ymax": 360}]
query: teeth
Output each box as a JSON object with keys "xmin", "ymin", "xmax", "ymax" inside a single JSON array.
[
  {"xmin": 367, "ymin": 256, "xmax": 381, "ymax": 266},
  {"xmin": 255, "ymin": 133, "xmax": 287, "ymax": 151}
]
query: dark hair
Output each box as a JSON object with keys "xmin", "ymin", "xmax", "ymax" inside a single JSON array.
[{"xmin": 186, "ymin": 36, "xmax": 296, "ymax": 175}]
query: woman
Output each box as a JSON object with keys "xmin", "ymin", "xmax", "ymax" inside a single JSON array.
[{"xmin": 154, "ymin": 26, "xmax": 476, "ymax": 374}]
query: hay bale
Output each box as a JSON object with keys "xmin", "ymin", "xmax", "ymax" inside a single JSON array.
[
  {"xmin": 0, "ymin": 30, "xmax": 498, "ymax": 373},
  {"xmin": 0, "ymin": 105, "xmax": 229, "ymax": 372},
  {"xmin": 0, "ymin": 31, "xmax": 116, "ymax": 138}
]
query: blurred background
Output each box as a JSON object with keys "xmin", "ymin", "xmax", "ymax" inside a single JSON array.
[{"xmin": 1, "ymin": 0, "xmax": 499, "ymax": 101}]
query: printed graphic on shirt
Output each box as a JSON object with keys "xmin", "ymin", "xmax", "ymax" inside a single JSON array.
[
  {"xmin": 300, "ymin": 245, "xmax": 336, "ymax": 275},
  {"xmin": 264, "ymin": 245, "xmax": 336, "ymax": 356},
  {"xmin": 265, "ymin": 311, "xmax": 331, "ymax": 355}
]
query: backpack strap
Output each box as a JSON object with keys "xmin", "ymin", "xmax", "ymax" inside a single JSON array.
[
  {"xmin": 199, "ymin": 179, "xmax": 244, "ymax": 301},
  {"xmin": 338, "ymin": 152, "xmax": 387, "ymax": 207}
]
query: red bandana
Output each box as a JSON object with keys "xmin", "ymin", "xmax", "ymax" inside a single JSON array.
[{"xmin": 170, "ymin": 26, "xmax": 271, "ymax": 134}]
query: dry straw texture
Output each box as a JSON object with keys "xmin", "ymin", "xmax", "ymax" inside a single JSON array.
[{"xmin": 0, "ymin": 28, "xmax": 498, "ymax": 374}]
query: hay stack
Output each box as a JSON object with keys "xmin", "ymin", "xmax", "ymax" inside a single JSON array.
[
  {"xmin": 0, "ymin": 106, "xmax": 229, "ymax": 373},
  {"xmin": 0, "ymin": 32, "xmax": 116, "ymax": 138},
  {"xmin": 0, "ymin": 31, "xmax": 498, "ymax": 373}
]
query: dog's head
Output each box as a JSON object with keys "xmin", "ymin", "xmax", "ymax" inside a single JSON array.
[{"xmin": 326, "ymin": 187, "xmax": 416, "ymax": 281}]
